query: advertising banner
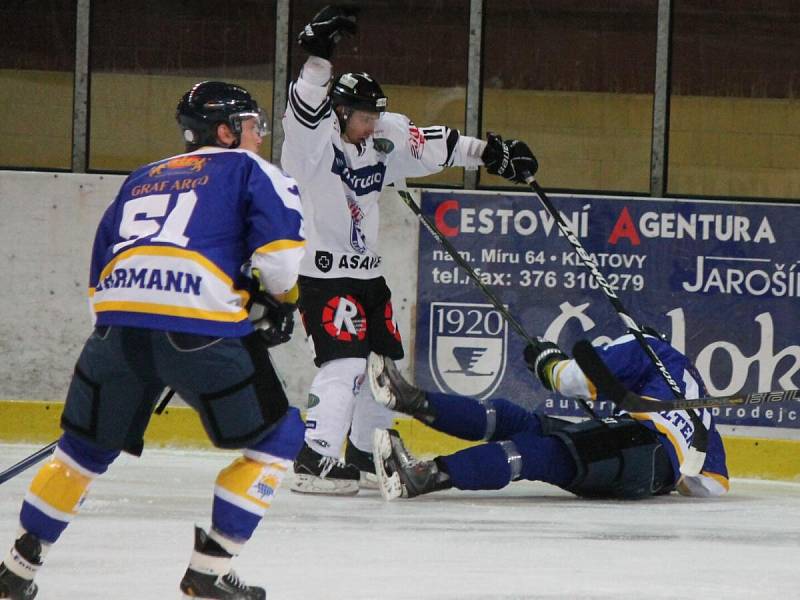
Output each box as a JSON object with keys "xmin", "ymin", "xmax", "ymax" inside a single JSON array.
[{"xmin": 414, "ymin": 190, "xmax": 800, "ymax": 429}]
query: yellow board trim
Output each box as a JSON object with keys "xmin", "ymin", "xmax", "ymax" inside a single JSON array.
[{"xmin": 1, "ymin": 400, "xmax": 798, "ymax": 482}]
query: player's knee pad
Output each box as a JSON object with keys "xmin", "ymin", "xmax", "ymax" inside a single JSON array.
[
  {"xmin": 311, "ymin": 357, "xmax": 367, "ymax": 395},
  {"xmin": 213, "ymin": 454, "xmax": 291, "ymax": 540},
  {"xmin": 215, "ymin": 455, "xmax": 290, "ymax": 516},
  {"xmin": 305, "ymin": 357, "xmax": 367, "ymax": 451},
  {"xmin": 497, "ymin": 440, "xmax": 523, "ymax": 481},
  {"xmin": 482, "ymin": 398, "xmax": 539, "ymax": 441},
  {"xmin": 21, "ymin": 434, "xmax": 116, "ymax": 543}
]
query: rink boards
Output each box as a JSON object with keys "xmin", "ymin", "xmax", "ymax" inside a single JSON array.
[
  {"xmin": 0, "ymin": 173, "xmax": 798, "ymax": 481},
  {"xmin": 0, "ymin": 400, "xmax": 797, "ymax": 481}
]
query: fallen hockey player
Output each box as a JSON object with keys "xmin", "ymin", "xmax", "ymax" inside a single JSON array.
[{"xmin": 369, "ymin": 333, "xmax": 729, "ymax": 501}]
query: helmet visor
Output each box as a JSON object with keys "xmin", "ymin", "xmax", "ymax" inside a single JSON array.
[{"xmin": 231, "ymin": 108, "xmax": 270, "ymax": 138}]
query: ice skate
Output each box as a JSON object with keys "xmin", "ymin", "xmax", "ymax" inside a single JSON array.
[
  {"xmin": 0, "ymin": 533, "xmax": 42, "ymax": 600},
  {"xmin": 179, "ymin": 527, "xmax": 265, "ymax": 600},
  {"xmin": 0, "ymin": 566, "xmax": 36, "ymax": 600},
  {"xmin": 372, "ymin": 429, "xmax": 451, "ymax": 501},
  {"xmin": 367, "ymin": 353, "xmax": 434, "ymax": 422},
  {"xmin": 291, "ymin": 443, "xmax": 360, "ymax": 495},
  {"xmin": 345, "ymin": 440, "xmax": 379, "ymax": 490}
]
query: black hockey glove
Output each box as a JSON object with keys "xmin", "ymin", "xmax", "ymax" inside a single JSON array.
[
  {"xmin": 481, "ymin": 132, "xmax": 539, "ymax": 183},
  {"xmin": 524, "ymin": 340, "xmax": 568, "ymax": 390},
  {"xmin": 298, "ymin": 5, "xmax": 358, "ymax": 60},
  {"xmin": 247, "ymin": 277, "xmax": 296, "ymax": 348}
]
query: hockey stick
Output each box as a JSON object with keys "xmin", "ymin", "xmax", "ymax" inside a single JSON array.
[
  {"xmin": 0, "ymin": 386, "xmax": 176, "ymax": 486},
  {"xmin": 396, "ymin": 188, "xmax": 599, "ymax": 418},
  {"xmin": 0, "ymin": 441, "xmax": 57, "ymax": 485},
  {"xmin": 524, "ymin": 176, "xmax": 708, "ymax": 475},
  {"xmin": 572, "ymin": 339, "xmax": 800, "ymax": 411},
  {"xmin": 397, "ymin": 189, "xmax": 536, "ymax": 346}
]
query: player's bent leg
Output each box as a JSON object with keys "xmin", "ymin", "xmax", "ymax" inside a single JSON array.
[
  {"xmin": 344, "ymin": 440, "xmax": 379, "ymax": 490},
  {"xmin": 181, "ymin": 408, "xmax": 304, "ymax": 600},
  {"xmin": 372, "ymin": 429, "xmax": 451, "ymax": 501},
  {"xmin": 347, "ymin": 373, "xmax": 393, "ymax": 490},
  {"xmin": 179, "ymin": 527, "xmax": 265, "ymax": 600},
  {"xmin": 372, "ymin": 429, "xmax": 403, "ymax": 500},
  {"xmin": 0, "ymin": 533, "xmax": 41, "ymax": 600},
  {"xmin": 293, "ymin": 358, "xmax": 365, "ymax": 495},
  {"xmin": 510, "ymin": 431, "xmax": 577, "ymax": 488},
  {"xmin": 212, "ymin": 408, "xmax": 303, "ymax": 540},
  {"xmin": 367, "ymin": 353, "xmax": 434, "ymax": 422},
  {"xmin": 0, "ymin": 433, "xmax": 118, "ymax": 599},
  {"xmin": 368, "ymin": 354, "xmax": 534, "ymax": 442},
  {"xmin": 436, "ymin": 442, "xmax": 517, "ymax": 491}
]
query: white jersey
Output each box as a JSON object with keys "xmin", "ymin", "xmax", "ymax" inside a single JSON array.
[{"xmin": 281, "ymin": 57, "xmax": 485, "ymax": 280}]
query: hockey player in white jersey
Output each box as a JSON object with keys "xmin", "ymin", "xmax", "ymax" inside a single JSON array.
[
  {"xmin": 369, "ymin": 333, "xmax": 728, "ymax": 501},
  {"xmin": 281, "ymin": 5, "xmax": 539, "ymax": 495},
  {"xmin": 0, "ymin": 82, "xmax": 305, "ymax": 600}
]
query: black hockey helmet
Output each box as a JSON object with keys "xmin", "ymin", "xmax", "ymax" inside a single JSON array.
[
  {"xmin": 330, "ymin": 72, "xmax": 387, "ymax": 114},
  {"xmin": 176, "ymin": 81, "xmax": 269, "ymax": 149}
]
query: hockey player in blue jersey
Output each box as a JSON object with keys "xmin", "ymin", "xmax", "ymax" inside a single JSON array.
[
  {"xmin": 369, "ymin": 333, "xmax": 729, "ymax": 502},
  {"xmin": 0, "ymin": 82, "xmax": 305, "ymax": 600},
  {"xmin": 283, "ymin": 5, "xmax": 539, "ymax": 495}
]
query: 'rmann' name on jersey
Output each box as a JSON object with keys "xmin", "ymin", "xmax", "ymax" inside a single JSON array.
[
  {"xmin": 331, "ymin": 147, "xmax": 386, "ymax": 195},
  {"xmin": 95, "ymin": 267, "xmax": 202, "ymax": 296}
]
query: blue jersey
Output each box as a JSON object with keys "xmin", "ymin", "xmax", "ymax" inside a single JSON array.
[
  {"xmin": 89, "ymin": 147, "xmax": 305, "ymax": 337},
  {"xmin": 553, "ymin": 334, "xmax": 729, "ymax": 497}
]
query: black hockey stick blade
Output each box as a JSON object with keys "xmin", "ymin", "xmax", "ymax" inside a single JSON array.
[
  {"xmin": 571, "ymin": 340, "xmax": 647, "ymax": 409},
  {"xmin": 573, "ymin": 340, "xmax": 800, "ymax": 411}
]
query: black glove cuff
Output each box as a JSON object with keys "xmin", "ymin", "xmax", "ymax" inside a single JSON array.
[{"xmin": 480, "ymin": 133, "xmax": 509, "ymax": 174}]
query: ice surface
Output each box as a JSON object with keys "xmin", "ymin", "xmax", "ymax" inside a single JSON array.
[{"xmin": 1, "ymin": 444, "xmax": 798, "ymax": 599}]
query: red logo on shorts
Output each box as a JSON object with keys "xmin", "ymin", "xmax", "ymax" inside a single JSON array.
[
  {"xmin": 321, "ymin": 295, "xmax": 367, "ymax": 341},
  {"xmin": 384, "ymin": 302, "xmax": 402, "ymax": 342}
]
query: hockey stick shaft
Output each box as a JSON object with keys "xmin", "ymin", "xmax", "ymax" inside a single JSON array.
[
  {"xmin": 526, "ymin": 179, "xmax": 681, "ymax": 396},
  {"xmin": 397, "ymin": 190, "xmax": 536, "ymax": 346},
  {"xmin": 524, "ymin": 177, "xmax": 708, "ymax": 465},
  {"xmin": 399, "ymin": 188, "xmax": 598, "ymax": 419},
  {"xmin": 573, "ymin": 340, "xmax": 800, "ymax": 410},
  {"xmin": 0, "ymin": 441, "xmax": 57, "ymax": 485}
]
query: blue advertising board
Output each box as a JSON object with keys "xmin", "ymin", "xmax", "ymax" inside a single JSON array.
[{"xmin": 414, "ymin": 190, "xmax": 800, "ymax": 429}]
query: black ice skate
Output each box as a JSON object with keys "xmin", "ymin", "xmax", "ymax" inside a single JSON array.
[
  {"xmin": 372, "ymin": 429, "xmax": 452, "ymax": 500},
  {"xmin": 0, "ymin": 533, "xmax": 42, "ymax": 600},
  {"xmin": 345, "ymin": 440, "xmax": 378, "ymax": 490},
  {"xmin": 367, "ymin": 353, "xmax": 436, "ymax": 423},
  {"xmin": 179, "ymin": 527, "xmax": 265, "ymax": 600},
  {"xmin": 291, "ymin": 443, "xmax": 360, "ymax": 495}
]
